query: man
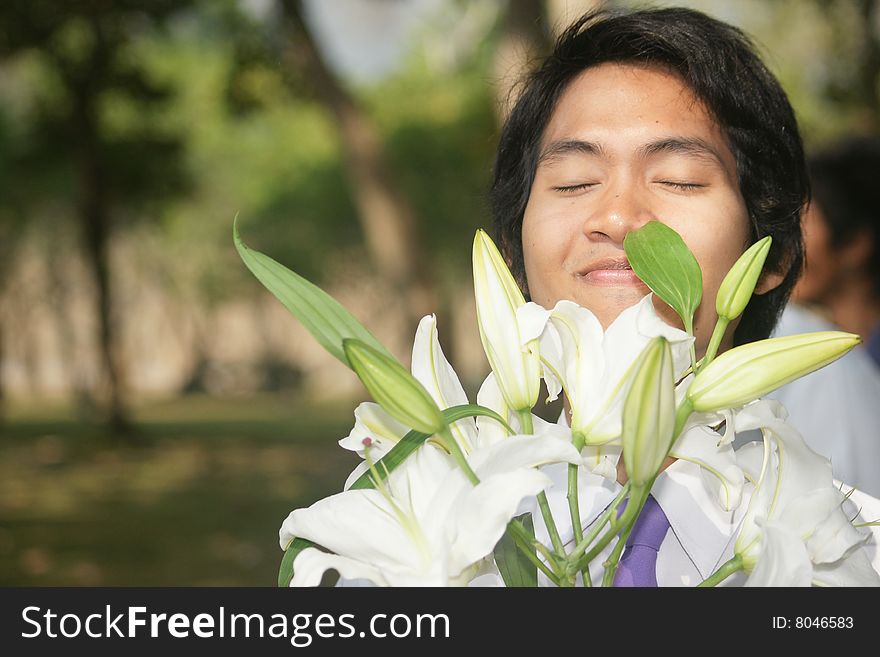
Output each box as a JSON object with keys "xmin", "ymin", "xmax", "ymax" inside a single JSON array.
[{"xmin": 491, "ymin": 8, "xmax": 877, "ymax": 585}]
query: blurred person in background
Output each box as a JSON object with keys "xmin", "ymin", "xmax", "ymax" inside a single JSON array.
[{"xmin": 770, "ymin": 136, "xmax": 880, "ymax": 496}]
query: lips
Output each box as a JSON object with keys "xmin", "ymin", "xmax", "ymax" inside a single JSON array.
[
  {"xmin": 578, "ymin": 257, "xmax": 634, "ymax": 275},
  {"xmin": 577, "ymin": 257, "xmax": 644, "ymax": 286}
]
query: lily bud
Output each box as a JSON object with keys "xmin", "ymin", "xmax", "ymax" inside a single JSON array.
[
  {"xmin": 472, "ymin": 230, "xmax": 541, "ymax": 411},
  {"xmin": 716, "ymin": 236, "xmax": 772, "ymax": 321},
  {"xmin": 687, "ymin": 331, "xmax": 860, "ymax": 412},
  {"xmin": 621, "ymin": 337, "xmax": 675, "ymax": 487},
  {"xmin": 343, "ymin": 339, "xmax": 446, "ymax": 436}
]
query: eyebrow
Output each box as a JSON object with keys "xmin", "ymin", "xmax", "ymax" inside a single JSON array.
[
  {"xmin": 537, "ymin": 136, "xmax": 726, "ymax": 168},
  {"xmin": 637, "ymin": 137, "xmax": 725, "ymax": 167},
  {"xmin": 537, "ymin": 139, "xmax": 605, "ymax": 166}
]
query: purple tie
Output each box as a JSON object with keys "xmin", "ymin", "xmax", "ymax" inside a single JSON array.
[{"xmin": 612, "ymin": 494, "xmax": 670, "ymax": 587}]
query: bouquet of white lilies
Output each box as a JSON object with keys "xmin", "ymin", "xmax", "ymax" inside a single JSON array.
[{"xmin": 235, "ymin": 219, "xmax": 880, "ymax": 588}]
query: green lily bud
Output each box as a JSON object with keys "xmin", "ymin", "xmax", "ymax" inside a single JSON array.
[
  {"xmin": 472, "ymin": 229, "xmax": 541, "ymax": 411},
  {"xmin": 716, "ymin": 236, "xmax": 772, "ymax": 321},
  {"xmin": 343, "ymin": 339, "xmax": 446, "ymax": 436},
  {"xmin": 688, "ymin": 331, "xmax": 860, "ymax": 412},
  {"xmin": 621, "ymin": 337, "xmax": 676, "ymax": 487}
]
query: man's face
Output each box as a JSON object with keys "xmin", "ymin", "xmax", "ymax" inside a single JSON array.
[{"xmin": 522, "ymin": 62, "xmax": 753, "ymax": 355}]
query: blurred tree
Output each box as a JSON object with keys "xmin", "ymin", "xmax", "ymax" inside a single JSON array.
[
  {"xmin": 0, "ymin": 110, "xmax": 26, "ymax": 424},
  {"xmin": 278, "ymin": 0, "xmax": 435, "ymax": 325},
  {"xmin": 493, "ymin": 0, "xmax": 552, "ymax": 120},
  {"xmin": 815, "ymin": 0, "xmax": 880, "ymax": 129},
  {"xmin": 0, "ymin": 1, "xmax": 189, "ymax": 433}
]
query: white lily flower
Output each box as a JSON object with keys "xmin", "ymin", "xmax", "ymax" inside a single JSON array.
[
  {"xmin": 282, "ymin": 436, "xmax": 582, "ymax": 587},
  {"xmin": 733, "ymin": 400, "xmax": 879, "ymax": 586},
  {"xmin": 339, "ymin": 402, "xmax": 411, "ymax": 460},
  {"xmin": 339, "ymin": 315, "xmax": 476, "ymax": 459},
  {"xmin": 517, "ymin": 294, "xmax": 692, "ymax": 445},
  {"xmin": 410, "ymin": 314, "xmax": 476, "ymax": 452},
  {"xmin": 474, "ymin": 372, "xmax": 510, "ymax": 449},
  {"xmin": 670, "ymin": 423, "xmax": 744, "ymax": 511},
  {"xmin": 473, "ymin": 371, "xmax": 569, "ymax": 449},
  {"xmin": 472, "ymin": 230, "xmax": 541, "ymax": 411},
  {"xmin": 743, "ymin": 520, "xmax": 812, "ymax": 587}
]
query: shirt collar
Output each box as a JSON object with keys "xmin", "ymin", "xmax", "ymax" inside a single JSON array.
[{"xmin": 652, "ymin": 458, "xmax": 750, "ymax": 579}]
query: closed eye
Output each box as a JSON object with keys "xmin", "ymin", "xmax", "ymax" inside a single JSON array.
[
  {"xmin": 553, "ymin": 183, "xmax": 598, "ymax": 194},
  {"xmin": 658, "ymin": 181, "xmax": 705, "ymax": 191}
]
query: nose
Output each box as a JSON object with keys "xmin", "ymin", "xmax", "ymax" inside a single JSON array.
[{"xmin": 581, "ymin": 178, "xmax": 655, "ymax": 245}]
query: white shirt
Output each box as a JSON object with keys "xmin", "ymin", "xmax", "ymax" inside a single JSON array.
[
  {"xmin": 768, "ymin": 304, "xmax": 880, "ymax": 497},
  {"xmin": 530, "ymin": 457, "xmax": 880, "ymax": 587}
]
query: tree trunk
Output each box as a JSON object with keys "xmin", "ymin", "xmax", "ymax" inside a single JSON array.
[
  {"xmin": 282, "ymin": 0, "xmax": 435, "ymax": 327},
  {"xmin": 74, "ymin": 90, "xmax": 130, "ymax": 435},
  {"xmin": 0, "ymin": 316, "xmax": 4, "ymax": 427},
  {"xmin": 492, "ymin": 0, "xmax": 552, "ymax": 121}
]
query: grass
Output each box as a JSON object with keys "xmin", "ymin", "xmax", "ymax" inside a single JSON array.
[{"xmin": 0, "ymin": 394, "xmax": 361, "ymax": 586}]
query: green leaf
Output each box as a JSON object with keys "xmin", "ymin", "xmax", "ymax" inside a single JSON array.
[
  {"xmin": 348, "ymin": 403, "xmax": 513, "ymax": 490},
  {"xmin": 349, "ymin": 427, "xmax": 431, "ymax": 490},
  {"xmin": 278, "ymin": 538, "xmax": 318, "ymax": 587},
  {"xmin": 278, "ymin": 538, "xmax": 340, "ymax": 588},
  {"xmin": 445, "ymin": 403, "xmax": 515, "ymax": 434},
  {"xmin": 495, "ymin": 514, "xmax": 538, "ymax": 587},
  {"xmin": 234, "ymin": 217, "xmax": 393, "ymax": 367},
  {"xmin": 624, "ymin": 221, "xmax": 703, "ymax": 332}
]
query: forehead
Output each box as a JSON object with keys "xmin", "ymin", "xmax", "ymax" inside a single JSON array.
[{"xmin": 540, "ymin": 62, "xmax": 736, "ymax": 171}]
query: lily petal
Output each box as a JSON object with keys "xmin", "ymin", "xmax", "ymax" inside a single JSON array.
[
  {"xmin": 671, "ymin": 424, "xmax": 745, "ymax": 511},
  {"xmin": 780, "ymin": 488, "xmax": 868, "ymax": 564},
  {"xmin": 475, "ymin": 372, "xmax": 512, "ymax": 449},
  {"xmin": 468, "ymin": 433, "xmax": 582, "ymax": 479},
  {"xmin": 448, "ymin": 468, "xmax": 553, "ymax": 576},
  {"xmin": 811, "ymin": 548, "xmax": 880, "ymax": 586},
  {"xmin": 291, "ymin": 548, "xmax": 389, "ymax": 587},
  {"xmin": 339, "ymin": 401, "xmax": 410, "ymax": 458},
  {"xmin": 744, "ymin": 520, "xmax": 812, "ymax": 586},
  {"xmin": 412, "ymin": 314, "xmax": 476, "ymax": 451},
  {"xmin": 280, "ymin": 490, "xmax": 425, "ymax": 572}
]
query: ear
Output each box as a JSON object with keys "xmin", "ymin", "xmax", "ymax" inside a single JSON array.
[{"xmin": 754, "ymin": 269, "xmax": 785, "ymax": 295}]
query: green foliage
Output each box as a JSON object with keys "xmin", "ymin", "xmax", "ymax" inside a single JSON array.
[
  {"xmin": 235, "ymin": 220, "xmax": 393, "ymax": 367},
  {"xmin": 624, "ymin": 221, "xmax": 703, "ymax": 334},
  {"xmin": 495, "ymin": 514, "xmax": 539, "ymax": 587}
]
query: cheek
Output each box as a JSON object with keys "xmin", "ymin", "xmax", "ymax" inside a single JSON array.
[
  {"xmin": 522, "ymin": 205, "xmax": 567, "ymax": 297},
  {"xmin": 665, "ymin": 202, "xmax": 751, "ymax": 296}
]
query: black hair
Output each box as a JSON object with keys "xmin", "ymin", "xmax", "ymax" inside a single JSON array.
[
  {"xmin": 491, "ymin": 7, "xmax": 809, "ymax": 344},
  {"xmin": 809, "ymin": 136, "xmax": 880, "ymax": 298}
]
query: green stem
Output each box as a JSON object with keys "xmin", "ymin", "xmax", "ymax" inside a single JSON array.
[
  {"xmin": 440, "ymin": 427, "xmax": 479, "ymax": 485},
  {"xmin": 507, "ymin": 520, "xmax": 563, "ymax": 586},
  {"xmin": 673, "ymin": 398, "xmax": 694, "ymax": 439},
  {"xmin": 567, "ymin": 431, "xmax": 590, "ymax": 586},
  {"xmin": 684, "ymin": 317, "xmax": 697, "ymax": 375},
  {"xmin": 517, "ymin": 407, "xmax": 535, "ymax": 435},
  {"xmin": 568, "ymin": 482, "xmax": 631, "ymax": 571},
  {"xmin": 602, "ymin": 486, "xmax": 650, "ymax": 586},
  {"xmin": 699, "ymin": 316, "xmax": 730, "ymax": 373},
  {"xmin": 697, "ymin": 554, "xmax": 744, "ymax": 587},
  {"xmin": 517, "ymin": 409, "xmax": 567, "ymax": 559}
]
